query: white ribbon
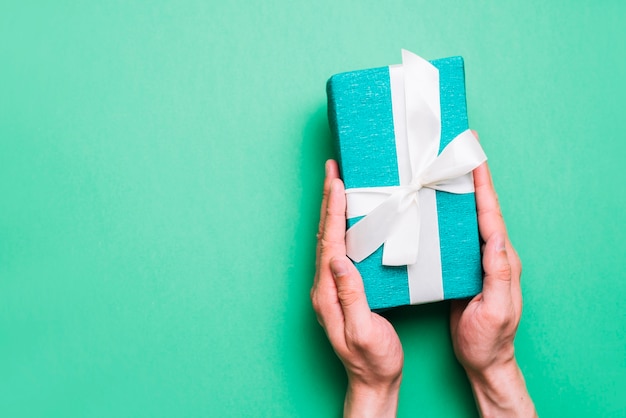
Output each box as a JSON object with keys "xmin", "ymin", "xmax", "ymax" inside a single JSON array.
[{"xmin": 345, "ymin": 50, "xmax": 487, "ymax": 267}]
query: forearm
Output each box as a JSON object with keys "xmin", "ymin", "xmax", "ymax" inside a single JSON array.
[
  {"xmin": 466, "ymin": 359, "xmax": 537, "ymax": 418},
  {"xmin": 344, "ymin": 379, "xmax": 401, "ymax": 418}
]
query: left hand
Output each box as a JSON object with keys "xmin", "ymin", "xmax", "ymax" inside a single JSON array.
[{"xmin": 311, "ymin": 160, "xmax": 403, "ymax": 418}]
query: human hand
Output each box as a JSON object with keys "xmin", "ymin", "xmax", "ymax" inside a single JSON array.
[
  {"xmin": 450, "ymin": 135, "xmax": 537, "ymax": 417},
  {"xmin": 311, "ymin": 160, "xmax": 403, "ymax": 418}
]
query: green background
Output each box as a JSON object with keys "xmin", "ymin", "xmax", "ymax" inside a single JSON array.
[{"xmin": 1, "ymin": 1, "xmax": 625, "ymax": 416}]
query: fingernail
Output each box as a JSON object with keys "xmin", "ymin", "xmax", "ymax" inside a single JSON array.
[
  {"xmin": 325, "ymin": 160, "xmax": 330, "ymax": 176},
  {"xmin": 494, "ymin": 233, "xmax": 506, "ymax": 252},
  {"xmin": 330, "ymin": 257, "xmax": 348, "ymax": 278}
]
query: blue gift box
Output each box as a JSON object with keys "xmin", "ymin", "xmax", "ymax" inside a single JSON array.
[{"xmin": 326, "ymin": 53, "xmax": 483, "ymax": 310}]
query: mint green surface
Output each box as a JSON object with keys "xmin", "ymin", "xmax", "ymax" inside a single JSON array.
[{"xmin": 1, "ymin": 1, "xmax": 624, "ymax": 417}]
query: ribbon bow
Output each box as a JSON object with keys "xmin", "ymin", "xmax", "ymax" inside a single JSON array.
[{"xmin": 345, "ymin": 50, "xmax": 487, "ymax": 266}]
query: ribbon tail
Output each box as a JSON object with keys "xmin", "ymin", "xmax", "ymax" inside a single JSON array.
[
  {"xmin": 430, "ymin": 172, "xmax": 475, "ymax": 194},
  {"xmin": 346, "ymin": 192, "xmax": 404, "ymax": 263},
  {"xmin": 382, "ymin": 200, "xmax": 420, "ymax": 266},
  {"xmin": 346, "ymin": 186, "xmax": 400, "ymax": 218}
]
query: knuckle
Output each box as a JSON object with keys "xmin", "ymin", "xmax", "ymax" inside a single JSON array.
[
  {"xmin": 346, "ymin": 328, "xmax": 373, "ymax": 352},
  {"xmin": 322, "ymin": 187, "xmax": 330, "ymax": 201},
  {"xmin": 310, "ymin": 289, "xmax": 321, "ymax": 313},
  {"xmin": 503, "ymin": 246, "xmax": 522, "ymax": 279},
  {"xmin": 336, "ymin": 285, "xmax": 360, "ymax": 308},
  {"xmin": 478, "ymin": 207, "xmax": 504, "ymax": 221},
  {"xmin": 496, "ymin": 259, "xmax": 512, "ymax": 279},
  {"xmin": 319, "ymin": 236, "xmax": 342, "ymax": 253},
  {"xmin": 484, "ymin": 306, "xmax": 513, "ymax": 329}
]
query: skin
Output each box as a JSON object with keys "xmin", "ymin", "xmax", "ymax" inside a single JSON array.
[
  {"xmin": 311, "ymin": 160, "xmax": 403, "ymax": 417},
  {"xmin": 310, "ymin": 134, "xmax": 537, "ymax": 417}
]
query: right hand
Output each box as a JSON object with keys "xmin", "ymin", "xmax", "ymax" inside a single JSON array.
[{"xmin": 450, "ymin": 132, "xmax": 537, "ymax": 417}]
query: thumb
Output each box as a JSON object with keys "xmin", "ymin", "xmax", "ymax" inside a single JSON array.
[
  {"xmin": 330, "ymin": 256, "xmax": 372, "ymax": 333},
  {"xmin": 481, "ymin": 232, "xmax": 512, "ymax": 306}
]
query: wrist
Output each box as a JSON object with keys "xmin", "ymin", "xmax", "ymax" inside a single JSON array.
[
  {"xmin": 466, "ymin": 359, "xmax": 537, "ymax": 418},
  {"xmin": 344, "ymin": 376, "xmax": 401, "ymax": 418}
]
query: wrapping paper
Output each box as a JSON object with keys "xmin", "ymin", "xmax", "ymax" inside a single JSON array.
[{"xmin": 326, "ymin": 51, "xmax": 484, "ymax": 310}]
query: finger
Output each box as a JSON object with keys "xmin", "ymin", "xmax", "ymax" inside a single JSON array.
[
  {"xmin": 329, "ymin": 256, "xmax": 372, "ymax": 340},
  {"xmin": 473, "ymin": 160, "xmax": 522, "ymax": 310},
  {"xmin": 317, "ymin": 160, "xmax": 340, "ymax": 241},
  {"xmin": 310, "ymin": 277, "xmax": 346, "ymax": 346},
  {"xmin": 473, "ymin": 162, "xmax": 508, "ymax": 243},
  {"xmin": 471, "ymin": 138, "xmax": 522, "ymax": 314},
  {"xmin": 313, "ymin": 177, "xmax": 349, "ymax": 344},
  {"xmin": 320, "ymin": 178, "xmax": 347, "ymax": 257},
  {"xmin": 481, "ymin": 232, "xmax": 512, "ymax": 309},
  {"xmin": 315, "ymin": 160, "xmax": 340, "ymax": 282}
]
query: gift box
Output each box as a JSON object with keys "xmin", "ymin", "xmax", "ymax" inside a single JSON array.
[{"xmin": 326, "ymin": 50, "xmax": 487, "ymax": 310}]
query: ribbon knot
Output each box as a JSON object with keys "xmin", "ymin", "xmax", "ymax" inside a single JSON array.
[
  {"xmin": 410, "ymin": 177, "xmax": 424, "ymax": 190},
  {"xmin": 344, "ymin": 50, "xmax": 487, "ymax": 267},
  {"xmin": 397, "ymin": 182, "xmax": 421, "ymax": 213}
]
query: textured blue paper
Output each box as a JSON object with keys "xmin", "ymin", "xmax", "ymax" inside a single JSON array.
[{"xmin": 327, "ymin": 57, "xmax": 482, "ymax": 309}]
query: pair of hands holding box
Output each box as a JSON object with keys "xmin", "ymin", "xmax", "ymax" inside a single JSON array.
[{"xmin": 311, "ymin": 148, "xmax": 538, "ymax": 417}]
